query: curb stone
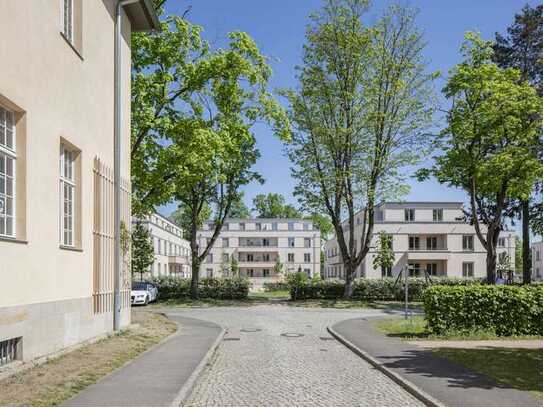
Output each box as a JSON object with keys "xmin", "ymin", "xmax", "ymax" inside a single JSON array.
[
  {"xmin": 170, "ymin": 325, "xmax": 225, "ymax": 407},
  {"xmin": 327, "ymin": 325, "xmax": 444, "ymax": 407}
]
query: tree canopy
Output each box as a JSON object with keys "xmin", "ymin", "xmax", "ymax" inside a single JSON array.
[
  {"xmin": 252, "ymin": 193, "xmax": 302, "ymax": 218},
  {"xmin": 421, "ymin": 32, "xmax": 543, "ymax": 282},
  {"xmin": 283, "ymin": 0, "xmax": 436, "ymax": 297}
]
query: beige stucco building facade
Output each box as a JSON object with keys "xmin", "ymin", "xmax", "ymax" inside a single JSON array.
[
  {"xmin": 324, "ymin": 202, "xmax": 516, "ymax": 280},
  {"xmin": 0, "ymin": 1, "xmax": 158, "ymax": 365},
  {"xmin": 198, "ymin": 218, "xmax": 321, "ymax": 288}
]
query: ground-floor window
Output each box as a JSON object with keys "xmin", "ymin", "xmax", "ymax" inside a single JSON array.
[
  {"xmin": 462, "ymin": 262, "xmax": 474, "ymax": 277},
  {"xmin": 408, "ymin": 263, "xmax": 420, "ymax": 277},
  {"xmin": 381, "ymin": 266, "xmax": 392, "ymax": 277},
  {"xmin": 426, "ymin": 263, "xmax": 438, "ymax": 276},
  {"xmin": 263, "ymin": 269, "xmax": 269, "ymax": 277}
]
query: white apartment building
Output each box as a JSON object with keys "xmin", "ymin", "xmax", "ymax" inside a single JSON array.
[
  {"xmin": 324, "ymin": 202, "xmax": 516, "ymax": 279},
  {"xmin": 135, "ymin": 213, "xmax": 191, "ymax": 278},
  {"xmin": 531, "ymin": 242, "xmax": 543, "ymax": 281},
  {"xmin": 198, "ymin": 218, "xmax": 321, "ymax": 283}
]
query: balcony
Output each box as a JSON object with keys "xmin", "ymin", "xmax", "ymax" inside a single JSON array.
[
  {"xmin": 238, "ymin": 252, "xmax": 279, "ymax": 264},
  {"xmin": 238, "ymin": 237, "xmax": 278, "ymax": 248}
]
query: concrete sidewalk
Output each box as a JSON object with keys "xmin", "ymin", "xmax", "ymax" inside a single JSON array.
[
  {"xmin": 64, "ymin": 314, "xmax": 224, "ymax": 407},
  {"xmin": 330, "ymin": 318, "xmax": 542, "ymax": 407}
]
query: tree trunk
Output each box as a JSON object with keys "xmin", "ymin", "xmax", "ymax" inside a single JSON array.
[
  {"xmin": 343, "ymin": 262, "xmax": 356, "ymax": 299},
  {"xmin": 486, "ymin": 244, "xmax": 497, "ymax": 284},
  {"xmin": 522, "ymin": 200, "xmax": 531, "ymax": 284},
  {"xmin": 190, "ymin": 258, "xmax": 200, "ymax": 299}
]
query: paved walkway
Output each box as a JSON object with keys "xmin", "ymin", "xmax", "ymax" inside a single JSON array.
[
  {"xmin": 64, "ymin": 315, "xmax": 223, "ymax": 407},
  {"xmin": 171, "ymin": 305, "xmax": 424, "ymax": 407},
  {"xmin": 331, "ymin": 317, "xmax": 543, "ymax": 407}
]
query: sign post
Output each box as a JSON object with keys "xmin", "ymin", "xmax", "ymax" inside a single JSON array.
[{"xmin": 404, "ymin": 264, "xmax": 409, "ymax": 320}]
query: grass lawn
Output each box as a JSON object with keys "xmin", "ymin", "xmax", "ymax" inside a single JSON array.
[
  {"xmin": 373, "ymin": 316, "xmax": 543, "ymax": 341},
  {"xmin": 373, "ymin": 316, "xmax": 543, "ymax": 399},
  {"xmin": 434, "ymin": 348, "xmax": 543, "ymax": 399},
  {"xmin": 0, "ymin": 311, "xmax": 176, "ymax": 407}
]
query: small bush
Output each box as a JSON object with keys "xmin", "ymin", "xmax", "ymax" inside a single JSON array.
[
  {"xmin": 263, "ymin": 282, "xmax": 289, "ymax": 292},
  {"xmin": 149, "ymin": 276, "xmax": 249, "ymax": 300},
  {"xmin": 423, "ymin": 285, "xmax": 543, "ymax": 336},
  {"xmin": 287, "ymin": 276, "xmax": 483, "ymax": 301}
]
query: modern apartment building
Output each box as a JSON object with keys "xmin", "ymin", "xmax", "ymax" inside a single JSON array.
[
  {"xmin": 532, "ymin": 242, "xmax": 543, "ymax": 281},
  {"xmin": 198, "ymin": 218, "xmax": 321, "ymax": 284},
  {"xmin": 134, "ymin": 213, "xmax": 191, "ymax": 278},
  {"xmin": 324, "ymin": 202, "xmax": 516, "ymax": 279},
  {"xmin": 0, "ymin": 1, "xmax": 158, "ymax": 364}
]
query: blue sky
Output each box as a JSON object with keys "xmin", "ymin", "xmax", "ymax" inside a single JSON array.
[{"xmin": 160, "ymin": 0, "xmax": 539, "ymax": 217}]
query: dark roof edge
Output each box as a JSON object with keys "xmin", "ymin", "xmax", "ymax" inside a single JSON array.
[{"xmin": 140, "ymin": 0, "xmax": 161, "ymax": 31}]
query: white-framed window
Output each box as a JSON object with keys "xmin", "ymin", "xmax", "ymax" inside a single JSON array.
[
  {"xmin": 61, "ymin": 0, "xmax": 74, "ymax": 43},
  {"xmin": 287, "ymin": 253, "xmax": 295, "ymax": 263},
  {"xmin": 462, "ymin": 262, "xmax": 474, "ymax": 277},
  {"xmin": 222, "ymin": 237, "xmax": 229, "ymax": 248},
  {"xmin": 304, "ymin": 253, "xmax": 311, "ymax": 263},
  {"xmin": 462, "ymin": 235, "xmax": 474, "ymax": 251},
  {"xmin": 304, "ymin": 237, "xmax": 311, "ymax": 248},
  {"xmin": 408, "ymin": 236, "xmax": 420, "ymax": 250},
  {"xmin": 404, "ymin": 208, "xmax": 415, "ymax": 222},
  {"xmin": 0, "ymin": 106, "xmax": 15, "ymax": 238},
  {"xmin": 433, "ymin": 209, "xmax": 443, "ymax": 221},
  {"xmin": 498, "ymin": 237, "xmax": 506, "ymax": 248},
  {"xmin": 60, "ymin": 144, "xmax": 75, "ymax": 246}
]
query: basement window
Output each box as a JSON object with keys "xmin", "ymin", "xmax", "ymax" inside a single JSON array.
[{"xmin": 0, "ymin": 337, "xmax": 21, "ymax": 366}]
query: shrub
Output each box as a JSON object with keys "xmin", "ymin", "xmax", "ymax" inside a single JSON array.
[
  {"xmin": 149, "ymin": 276, "xmax": 249, "ymax": 300},
  {"xmin": 263, "ymin": 282, "xmax": 289, "ymax": 292},
  {"xmin": 287, "ymin": 277, "xmax": 483, "ymax": 301},
  {"xmin": 423, "ymin": 285, "xmax": 543, "ymax": 336}
]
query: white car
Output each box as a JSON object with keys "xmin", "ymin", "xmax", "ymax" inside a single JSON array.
[{"xmin": 131, "ymin": 282, "xmax": 158, "ymax": 305}]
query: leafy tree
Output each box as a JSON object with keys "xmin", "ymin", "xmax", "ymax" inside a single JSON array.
[
  {"xmin": 230, "ymin": 256, "xmax": 240, "ymax": 278},
  {"xmin": 273, "ymin": 257, "xmax": 284, "ymax": 277},
  {"xmin": 131, "ymin": 221, "xmax": 155, "ymax": 282},
  {"xmin": 252, "ymin": 193, "xmax": 302, "ymax": 218},
  {"xmin": 283, "ymin": 1, "xmax": 436, "ymax": 297},
  {"xmin": 421, "ymin": 33, "xmax": 543, "ymax": 283},
  {"xmin": 373, "ymin": 232, "xmax": 394, "ymax": 277},
  {"xmin": 220, "ymin": 252, "xmax": 231, "ymax": 276},
  {"xmin": 493, "ymin": 4, "xmax": 543, "ymax": 284},
  {"xmin": 134, "ymin": 12, "xmax": 289, "ymax": 298},
  {"xmin": 228, "ymin": 192, "xmax": 251, "ymax": 218},
  {"xmin": 170, "ymin": 203, "xmax": 211, "ymax": 240},
  {"xmin": 306, "ymin": 213, "xmax": 333, "ymax": 240}
]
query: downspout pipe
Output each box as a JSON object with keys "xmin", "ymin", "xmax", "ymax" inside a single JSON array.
[{"xmin": 114, "ymin": 0, "xmax": 138, "ymax": 332}]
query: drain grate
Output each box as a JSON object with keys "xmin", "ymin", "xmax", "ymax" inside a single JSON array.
[
  {"xmin": 281, "ymin": 332, "xmax": 304, "ymax": 338},
  {"xmin": 223, "ymin": 337, "xmax": 241, "ymax": 341},
  {"xmin": 240, "ymin": 328, "xmax": 262, "ymax": 333},
  {"xmin": 319, "ymin": 336, "xmax": 335, "ymax": 341}
]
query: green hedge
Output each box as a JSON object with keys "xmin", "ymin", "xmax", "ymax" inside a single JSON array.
[
  {"xmin": 263, "ymin": 282, "xmax": 289, "ymax": 292},
  {"xmin": 287, "ymin": 275, "xmax": 483, "ymax": 301},
  {"xmin": 148, "ymin": 277, "xmax": 250, "ymax": 300},
  {"xmin": 423, "ymin": 285, "xmax": 543, "ymax": 336}
]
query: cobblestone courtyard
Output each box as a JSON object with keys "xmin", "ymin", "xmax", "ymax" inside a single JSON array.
[{"xmin": 168, "ymin": 305, "xmax": 423, "ymax": 407}]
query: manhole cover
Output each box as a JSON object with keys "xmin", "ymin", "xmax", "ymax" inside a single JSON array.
[
  {"xmin": 319, "ymin": 336, "xmax": 335, "ymax": 341},
  {"xmin": 240, "ymin": 328, "xmax": 262, "ymax": 333},
  {"xmin": 223, "ymin": 337, "xmax": 240, "ymax": 341},
  {"xmin": 281, "ymin": 332, "xmax": 305, "ymax": 338}
]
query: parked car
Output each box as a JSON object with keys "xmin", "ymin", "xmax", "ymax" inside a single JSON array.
[{"xmin": 131, "ymin": 281, "xmax": 158, "ymax": 305}]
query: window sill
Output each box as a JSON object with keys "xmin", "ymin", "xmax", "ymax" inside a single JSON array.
[
  {"xmin": 0, "ymin": 236, "xmax": 28, "ymax": 244},
  {"xmin": 60, "ymin": 32, "xmax": 84, "ymax": 61},
  {"xmin": 60, "ymin": 245, "xmax": 83, "ymax": 252}
]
